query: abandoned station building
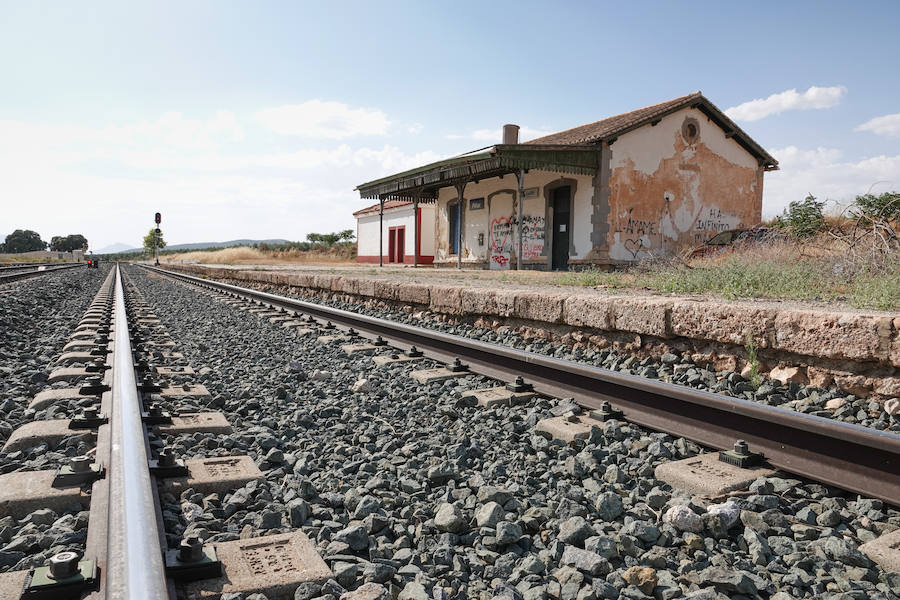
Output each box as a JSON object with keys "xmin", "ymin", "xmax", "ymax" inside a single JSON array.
[{"xmin": 354, "ymin": 92, "xmax": 778, "ymax": 270}]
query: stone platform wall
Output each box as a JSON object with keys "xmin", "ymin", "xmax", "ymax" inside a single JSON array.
[{"xmin": 163, "ymin": 264, "xmax": 900, "ymax": 400}]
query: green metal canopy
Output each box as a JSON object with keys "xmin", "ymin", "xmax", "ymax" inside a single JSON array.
[{"xmin": 355, "ymin": 144, "xmax": 600, "ymax": 200}]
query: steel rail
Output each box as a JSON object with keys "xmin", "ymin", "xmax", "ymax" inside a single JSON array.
[
  {"xmin": 142, "ymin": 265, "xmax": 900, "ymax": 506},
  {"xmin": 106, "ymin": 264, "xmax": 170, "ymax": 599}
]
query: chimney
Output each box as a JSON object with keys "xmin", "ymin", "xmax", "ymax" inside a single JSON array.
[{"xmin": 502, "ymin": 124, "xmax": 520, "ymax": 145}]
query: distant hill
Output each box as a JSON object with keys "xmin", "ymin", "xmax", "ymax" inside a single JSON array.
[
  {"xmin": 166, "ymin": 239, "xmax": 290, "ymax": 251},
  {"xmin": 95, "ymin": 242, "xmax": 133, "ymax": 254},
  {"xmin": 98, "ymin": 239, "xmax": 291, "ymax": 255}
]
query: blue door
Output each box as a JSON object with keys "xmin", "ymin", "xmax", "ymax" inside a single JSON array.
[{"xmin": 449, "ymin": 203, "xmax": 460, "ymax": 255}]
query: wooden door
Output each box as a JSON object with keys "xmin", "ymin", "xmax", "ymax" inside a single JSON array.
[
  {"xmin": 551, "ymin": 186, "xmax": 571, "ymax": 270},
  {"xmin": 395, "ymin": 227, "xmax": 405, "ymax": 263}
]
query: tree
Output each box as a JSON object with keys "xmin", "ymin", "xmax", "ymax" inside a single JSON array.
[
  {"xmin": 3, "ymin": 229, "xmax": 48, "ymax": 253},
  {"xmin": 306, "ymin": 230, "xmax": 353, "ymax": 247},
  {"xmin": 143, "ymin": 228, "xmax": 166, "ymax": 255},
  {"xmin": 50, "ymin": 234, "xmax": 88, "ymax": 252},
  {"xmin": 853, "ymin": 191, "xmax": 900, "ymax": 223},
  {"xmin": 774, "ymin": 194, "xmax": 825, "ymax": 238}
]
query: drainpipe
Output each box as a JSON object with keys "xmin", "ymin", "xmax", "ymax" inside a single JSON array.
[
  {"xmin": 379, "ymin": 198, "xmax": 384, "ymax": 267},
  {"xmin": 516, "ymin": 169, "xmax": 525, "ymax": 270},
  {"xmin": 455, "ymin": 182, "xmax": 466, "ymax": 270}
]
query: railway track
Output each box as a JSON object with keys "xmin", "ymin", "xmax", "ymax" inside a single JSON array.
[
  {"xmin": 141, "ymin": 265, "xmax": 900, "ymax": 507},
  {"xmin": 0, "ymin": 263, "xmax": 897, "ymax": 599},
  {"xmin": 0, "ymin": 264, "xmax": 82, "ymax": 285},
  {"xmin": 1, "ymin": 265, "xmax": 315, "ymax": 598}
]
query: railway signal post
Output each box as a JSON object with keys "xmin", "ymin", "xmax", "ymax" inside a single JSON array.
[{"xmin": 154, "ymin": 212, "xmax": 161, "ymax": 265}]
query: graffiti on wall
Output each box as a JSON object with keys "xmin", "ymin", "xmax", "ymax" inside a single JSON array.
[
  {"xmin": 489, "ymin": 214, "xmax": 546, "ymax": 268},
  {"xmin": 611, "ymin": 208, "xmax": 658, "ymax": 260},
  {"xmin": 489, "ymin": 216, "xmax": 513, "ymax": 268},
  {"xmin": 520, "ymin": 215, "xmax": 545, "ymax": 259},
  {"xmin": 611, "ymin": 201, "xmax": 745, "ymax": 260},
  {"xmin": 691, "ymin": 207, "xmax": 744, "ymax": 242}
]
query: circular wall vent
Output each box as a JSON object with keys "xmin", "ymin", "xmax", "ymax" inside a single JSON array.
[{"xmin": 682, "ymin": 117, "xmax": 700, "ymax": 145}]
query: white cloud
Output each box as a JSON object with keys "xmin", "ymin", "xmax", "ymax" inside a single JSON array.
[
  {"xmin": 446, "ymin": 126, "xmax": 555, "ymax": 143},
  {"xmin": 254, "ymin": 100, "xmax": 390, "ymax": 138},
  {"xmin": 0, "ymin": 110, "xmax": 244, "ymax": 153},
  {"xmin": 855, "ymin": 112, "xmax": 900, "ymax": 138},
  {"xmin": 0, "ymin": 109, "xmax": 438, "ymax": 250},
  {"xmin": 764, "ymin": 145, "xmax": 900, "ymax": 216},
  {"xmin": 725, "ymin": 86, "xmax": 847, "ymax": 122}
]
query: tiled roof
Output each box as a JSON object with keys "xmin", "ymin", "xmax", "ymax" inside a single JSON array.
[
  {"xmin": 353, "ymin": 199, "xmax": 413, "ymax": 217},
  {"xmin": 526, "ymin": 92, "xmax": 704, "ymax": 145}
]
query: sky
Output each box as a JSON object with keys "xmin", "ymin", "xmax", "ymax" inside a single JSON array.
[{"xmin": 1, "ymin": 1, "xmax": 899, "ymax": 251}]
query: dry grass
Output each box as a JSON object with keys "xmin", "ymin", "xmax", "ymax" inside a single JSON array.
[
  {"xmin": 553, "ymin": 234, "xmax": 900, "ymax": 310},
  {"xmin": 163, "ymin": 245, "xmax": 356, "ymax": 265}
]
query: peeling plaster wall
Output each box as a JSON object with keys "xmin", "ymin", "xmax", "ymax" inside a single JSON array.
[
  {"xmin": 434, "ymin": 171, "xmax": 594, "ymax": 266},
  {"xmin": 607, "ymin": 107, "xmax": 762, "ymax": 262}
]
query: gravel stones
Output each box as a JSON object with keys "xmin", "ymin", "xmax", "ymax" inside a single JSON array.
[
  {"xmin": 351, "ymin": 379, "xmax": 373, "ymax": 394},
  {"xmin": 333, "ymin": 524, "xmax": 368, "ymax": 551},
  {"xmin": 622, "ymin": 565, "xmax": 657, "ymax": 594},
  {"xmin": 122, "ymin": 268, "xmax": 900, "ymax": 600},
  {"xmin": 593, "ymin": 492, "xmax": 623, "ymax": 521},
  {"xmin": 693, "ymin": 566, "xmax": 763, "ymax": 595},
  {"xmin": 557, "ymin": 517, "xmax": 594, "ymax": 547},
  {"xmin": 662, "ymin": 504, "xmax": 703, "ymax": 532},
  {"xmin": 339, "ymin": 582, "xmax": 390, "ymax": 600},
  {"xmin": 398, "ymin": 582, "xmax": 429, "ymax": 600},
  {"xmin": 475, "ymin": 502, "xmax": 504, "ymax": 528},
  {"xmin": 0, "ymin": 266, "xmax": 109, "ymax": 572},
  {"xmin": 494, "ymin": 521, "xmax": 522, "ymax": 546},
  {"xmin": 706, "ymin": 501, "xmax": 741, "ymax": 528},
  {"xmin": 433, "ymin": 503, "xmax": 466, "ymax": 533},
  {"xmin": 559, "ymin": 546, "xmax": 608, "ymax": 576}
]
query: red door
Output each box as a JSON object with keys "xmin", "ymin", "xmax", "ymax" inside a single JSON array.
[{"xmin": 388, "ymin": 226, "xmax": 405, "ymax": 263}]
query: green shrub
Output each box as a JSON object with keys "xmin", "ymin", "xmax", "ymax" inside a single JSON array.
[
  {"xmin": 853, "ymin": 191, "xmax": 900, "ymax": 223},
  {"xmin": 774, "ymin": 194, "xmax": 825, "ymax": 237}
]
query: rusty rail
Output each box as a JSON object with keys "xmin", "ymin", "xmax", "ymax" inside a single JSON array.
[{"xmin": 142, "ymin": 265, "xmax": 900, "ymax": 506}]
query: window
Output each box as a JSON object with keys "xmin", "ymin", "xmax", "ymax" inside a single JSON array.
[
  {"xmin": 449, "ymin": 202, "xmax": 460, "ymax": 254},
  {"xmin": 707, "ymin": 231, "xmax": 734, "ymax": 245}
]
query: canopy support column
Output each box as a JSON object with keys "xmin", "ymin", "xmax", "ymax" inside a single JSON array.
[
  {"xmin": 379, "ymin": 197, "xmax": 384, "ymax": 267},
  {"xmin": 515, "ymin": 169, "xmax": 525, "ymax": 271},
  {"xmin": 455, "ymin": 182, "xmax": 467, "ymax": 270}
]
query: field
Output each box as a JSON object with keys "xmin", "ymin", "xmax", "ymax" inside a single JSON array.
[{"xmin": 162, "ymin": 245, "xmax": 356, "ymax": 265}]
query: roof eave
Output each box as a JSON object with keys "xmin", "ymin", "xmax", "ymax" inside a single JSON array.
[
  {"xmin": 355, "ymin": 144, "xmax": 601, "ymax": 200},
  {"xmin": 579, "ymin": 95, "xmax": 778, "ymax": 170}
]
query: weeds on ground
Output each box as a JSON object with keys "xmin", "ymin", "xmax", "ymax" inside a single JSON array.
[
  {"xmin": 548, "ymin": 237, "xmax": 900, "ymax": 310},
  {"xmin": 553, "ymin": 267, "xmax": 630, "ymax": 289},
  {"xmin": 744, "ymin": 332, "xmax": 762, "ymax": 389}
]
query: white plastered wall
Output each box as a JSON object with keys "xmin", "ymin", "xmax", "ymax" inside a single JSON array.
[
  {"xmin": 434, "ymin": 171, "xmax": 595, "ymax": 264},
  {"xmin": 356, "ymin": 204, "xmax": 436, "ymax": 258}
]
